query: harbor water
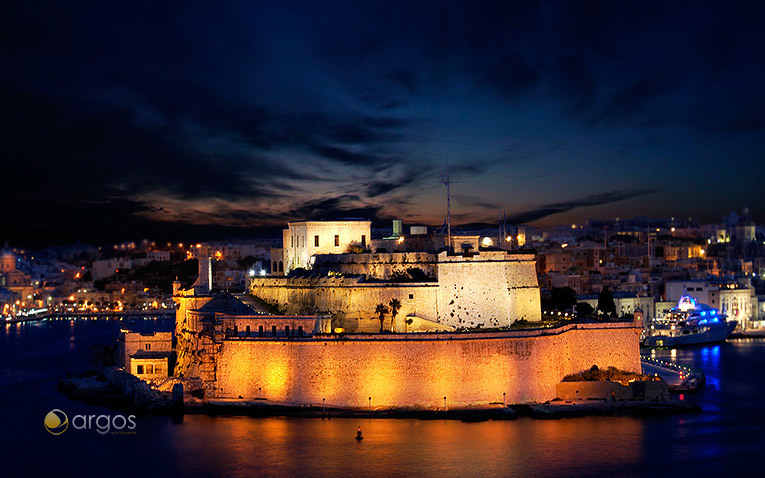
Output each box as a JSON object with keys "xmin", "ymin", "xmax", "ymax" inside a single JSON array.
[{"xmin": 1, "ymin": 318, "xmax": 764, "ymax": 477}]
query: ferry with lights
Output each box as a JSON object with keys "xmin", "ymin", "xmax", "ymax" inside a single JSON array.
[{"xmin": 643, "ymin": 295, "xmax": 738, "ymax": 347}]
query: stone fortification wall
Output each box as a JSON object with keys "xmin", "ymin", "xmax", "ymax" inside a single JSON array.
[
  {"xmin": 250, "ymin": 250, "xmax": 541, "ymax": 330},
  {"xmin": 214, "ymin": 323, "xmax": 641, "ymax": 407},
  {"xmin": 249, "ymin": 276, "xmax": 438, "ymax": 332},
  {"xmin": 312, "ymin": 252, "xmax": 437, "ymax": 280},
  {"xmin": 173, "ymin": 294, "xmax": 215, "ymax": 379},
  {"xmin": 435, "ymin": 251, "xmax": 541, "ymax": 328}
]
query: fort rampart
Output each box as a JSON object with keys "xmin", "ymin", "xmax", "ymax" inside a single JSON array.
[{"xmin": 214, "ymin": 323, "xmax": 640, "ymax": 407}]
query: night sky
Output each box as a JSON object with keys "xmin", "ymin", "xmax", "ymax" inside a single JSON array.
[{"xmin": 3, "ymin": 1, "xmax": 765, "ymax": 245}]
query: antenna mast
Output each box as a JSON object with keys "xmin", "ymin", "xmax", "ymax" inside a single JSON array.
[{"xmin": 441, "ymin": 160, "xmax": 453, "ymax": 253}]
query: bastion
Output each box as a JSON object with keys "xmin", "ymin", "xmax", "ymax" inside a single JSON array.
[{"xmin": 250, "ymin": 250, "xmax": 541, "ymax": 331}]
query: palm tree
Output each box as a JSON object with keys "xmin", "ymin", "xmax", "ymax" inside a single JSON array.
[
  {"xmin": 388, "ymin": 298, "xmax": 401, "ymax": 332},
  {"xmin": 375, "ymin": 303, "xmax": 389, "ymax": 333}
]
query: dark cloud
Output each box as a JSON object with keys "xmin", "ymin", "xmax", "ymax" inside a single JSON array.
[
  {"xmin": 590, "ymin": 78, "xmax": 673, "ymax": 125},
  {"xmin": 285, "ymin": 196, "xmax": 386, "ymax": 223},
  {"xmin": 507, "ymin": 189, "xmax": 659, "ymax": 224}
]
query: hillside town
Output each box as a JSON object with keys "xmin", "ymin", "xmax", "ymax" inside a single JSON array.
[{"xmin": 3, "ymin": 208, "xmax": 764, "ymax": 332}]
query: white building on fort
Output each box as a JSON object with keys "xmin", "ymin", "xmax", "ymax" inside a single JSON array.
[{"xmin": 282, "ymin": 219, "xmax": 371, "ymax": 274}]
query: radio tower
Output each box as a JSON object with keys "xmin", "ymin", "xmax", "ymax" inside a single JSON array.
[{"xmin": 441, "ymin": 160, "xmax": 456, "ymax": 253}]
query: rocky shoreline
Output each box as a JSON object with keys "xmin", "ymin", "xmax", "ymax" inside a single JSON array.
[{"xmin": 58, "ymin": 370, "xmax": 700, "ymax": 421}]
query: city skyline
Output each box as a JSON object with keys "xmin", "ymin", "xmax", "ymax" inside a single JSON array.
[{"xmin": 4, "ymin": 1, "xmax": 765, "ymax": 245}]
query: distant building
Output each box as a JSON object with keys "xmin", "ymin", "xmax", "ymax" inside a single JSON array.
[
  {"xmin": 666, "ymin": 279, "xmax": 756, "ymax": 329},
  {"xmin": 93, "ymin": 258, "xmax": 133, "ymax": 280},
  {"xmin": 147, "ymin": 250, "xmax": 171, "ymax": 262}
]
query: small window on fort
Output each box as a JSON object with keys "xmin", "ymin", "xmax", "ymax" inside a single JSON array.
[
  {"xmin": 409, "ymin": 294, "xmax": 414, "ymax": 299},
  {"xmin": 145, "ymin": 343, "xmax": 151, "ymax": 350},
  {"xmin": 259, "ymin": 325, "xmax": 264, "ymax": 336},
  {"xmin": 155, "ymin": 365, "xmax": 162, "ymax": 374},
  {"xmin": 298, "ymin": 326, "xmax": 303, "ymax": 336},
  {"xmin": 314, "ymin": 235, "xmax": 320, "ymax": 247},
  {"xmin": 146, "ymin": 364, "xmax": 154, "ymax": 374},
  {"xmin": 272, "ymin": 325, "xmax": 277, "ymax": 336},
  {"xmin": 334, "ymin": 235, "xmax": 340, "ymax": 247},
  {"xmin": 361, "ymin": 235, "xmax": 366, "ymax": 246},
  {"xmin": 136, "ymin": 365, "xmax": 144, "ymax": 374},
  {"xmin": 285, "ymin": 326, "xmax": 290, "ymax": 336},
  {"xmin": 279, "ymin": 261, "xmax": 283, "ymax": 272},
  {"xmin": 273, "ymin": 261, "xmax": 277, "ymax": 271}
]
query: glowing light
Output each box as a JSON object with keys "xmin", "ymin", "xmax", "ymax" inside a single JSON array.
[
  {"xmin": 677, "ymin": 295, "xmax": 697, "ymax": 312},
  {"xmin": 396, "ymin": 237, "xmax": 405, "ymax": 244},
  {"xmin": 561, "ymin": 243, "xmax": 568, "ymax": 248},
  {"xmin": 481, "ymin": 237, "xmax": 494, "ymax": 247}
]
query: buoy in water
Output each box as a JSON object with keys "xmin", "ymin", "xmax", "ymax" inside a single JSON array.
[{"xmin": 355, "ymin": 426, "xmax": 363, "ymax": 441}]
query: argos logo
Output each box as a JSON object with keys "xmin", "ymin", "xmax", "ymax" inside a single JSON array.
[{"xmin": 44, "ymin": 409, "xmax": 136, "ymax": 435}]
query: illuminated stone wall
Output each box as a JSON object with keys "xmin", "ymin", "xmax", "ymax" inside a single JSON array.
[
  {"xmin": 172, "ymin": 292, "xmax": 215, "ymax": 379},
  {"xmin": 435, "ymin": 251, "xmax": 541, "ymax": 328},
  {"xmin": 249, "ymin": 276, "xmax": 438, "ymax": 332},
  {"xmin": 214, "ymin": 323, "xmax": 640, "ymax": 407},
  {"xmin": 312, "ymin": 252, "xmax": 437, "ymax": 280},
  {"xmin": 250, "ymin": 251, "xmax": 541, "ymax": 330}
]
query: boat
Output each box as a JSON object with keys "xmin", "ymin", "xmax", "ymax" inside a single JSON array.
[{"xmin": 643, "ymin": 294, "xmax": 737, "ymax": 347}]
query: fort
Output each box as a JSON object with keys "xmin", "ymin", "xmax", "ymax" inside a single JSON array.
[{"xmin": 168, "ymin": 220, "xmax": 643, "ymax": 409}]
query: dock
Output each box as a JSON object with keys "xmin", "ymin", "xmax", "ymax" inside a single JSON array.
[{"xmin": 641, "ymin": 356, "xmax": 705, "ymax": 392}]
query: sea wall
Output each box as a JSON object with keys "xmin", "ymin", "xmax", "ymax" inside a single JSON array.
[{"xmin": 214, "ymin": 323, "xmax": 640, "ymax": 407}]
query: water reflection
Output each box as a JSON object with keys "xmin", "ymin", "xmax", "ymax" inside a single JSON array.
[{"xmin": 162, "ymin": 416, "xmax": 645, "ymax": 478}]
